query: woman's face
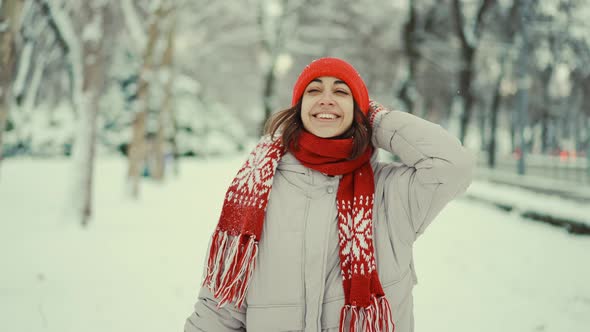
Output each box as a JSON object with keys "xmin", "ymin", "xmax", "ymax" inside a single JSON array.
[{"xmin": 300, "ymin": 76, "xmax": 354, "ymax": 138}]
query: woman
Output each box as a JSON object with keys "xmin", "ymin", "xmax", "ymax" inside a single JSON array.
[{"xmin": 185, "ymin": 57, "xmax": 474, "ymax": 332}]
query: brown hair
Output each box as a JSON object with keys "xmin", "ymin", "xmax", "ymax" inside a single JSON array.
[{"xmin": 264, "ymin": 99, "xmax": 372, "ymax": 160}]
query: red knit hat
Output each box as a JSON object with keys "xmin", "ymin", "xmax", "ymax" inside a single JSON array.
[{"xmin": 291, "ymin": 57, "xmax": 370, "ymax": 114}]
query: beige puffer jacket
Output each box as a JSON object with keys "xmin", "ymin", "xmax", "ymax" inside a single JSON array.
[{"xmin": 185, "ymin": 110, "xmax": 475, "ymax": 332}]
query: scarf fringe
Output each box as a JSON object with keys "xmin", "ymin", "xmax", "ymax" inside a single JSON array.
[
  {"xmin": 339, "ymin": 296, "xmax": 395, "ymax": 332},
  {"xmin": 202, "ymin": 230, "xmax": 258, "ymax": 309}
]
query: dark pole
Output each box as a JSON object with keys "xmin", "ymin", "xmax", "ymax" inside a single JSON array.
[
  {"xmin": 516, "ymin": 0, "xmax": 531, "ymax": 176},
  {"xmin": 587, "ymin": 117, "xmax": 590, "ymax": 183}
]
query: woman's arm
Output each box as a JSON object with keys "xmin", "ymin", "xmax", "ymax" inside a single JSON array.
[
  {"xmin": 184, "ymin": 286, "xmax": 247, "ymax": 332},
  {"xmin": 370, "ymin": 101, "xmax": 475, "ymax": 241}
]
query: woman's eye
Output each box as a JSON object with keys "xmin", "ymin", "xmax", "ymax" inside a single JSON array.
[
  {"xmin": 336, "ymin": 90, "xmax": 349, "ymax": 95},
  {"xmin": 307, "ymin": 88, "xmax": 320, "ymax": 93}
]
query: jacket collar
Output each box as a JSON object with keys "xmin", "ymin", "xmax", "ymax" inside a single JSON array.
[{"xmin": 277, "ymin": 149, "xmax": 380, "ymax": 176}]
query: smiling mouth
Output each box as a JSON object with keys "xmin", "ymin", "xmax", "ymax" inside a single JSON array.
[{"xmin": 313, "ymin": 113, "xmax": 340, "ymax": 120}]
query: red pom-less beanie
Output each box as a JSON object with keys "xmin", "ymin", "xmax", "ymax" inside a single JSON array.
[{"xmin": 291, "ymin": 57, "xmax": 370, "ymax": 115}]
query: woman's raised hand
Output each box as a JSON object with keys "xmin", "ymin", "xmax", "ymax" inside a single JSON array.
[{"xmin": 368, "ymin": 100, "xmax": 390, "ymax": 128}]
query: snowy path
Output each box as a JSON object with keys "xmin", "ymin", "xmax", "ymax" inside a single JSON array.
[
  {"xmin": 1, "ymin": 158, "xmax": 589, "ymax": 332},
  {"xmin": 413, "ymin": 199, "xmax": 590, "ymax": 331}
]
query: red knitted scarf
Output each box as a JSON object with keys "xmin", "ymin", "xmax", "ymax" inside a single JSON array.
[{"xmin": 203, "ymin": 131, "xmax": 394, "ymax": 332}]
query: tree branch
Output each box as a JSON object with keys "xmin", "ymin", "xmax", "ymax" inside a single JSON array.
[
  {"xmin": 39, "ymin": 0, "xmax": 83, "ymax": 103},
  {"xmin": 453, "ymin": 0, "xmax": 496, "ymax": 50},
  {"xmin": 474, "ymin": 0, "xmax": 496, "ymax": 39},
  {"xmin": 452, "ymin": 0, "xmax": 470, "ymax": 50}
]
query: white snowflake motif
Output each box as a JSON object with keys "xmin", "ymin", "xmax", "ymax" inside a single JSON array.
[
  {"xmin": 232, "ymin": 140, "xmax": 278, "ymax": 199},
  {"xmin": 338, "ymin": 201, "xmax": 374, "ymax": 278}
]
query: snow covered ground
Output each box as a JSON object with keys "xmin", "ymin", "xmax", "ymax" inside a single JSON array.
[
  {"xmin": 467, "ymin": 179, "xmax": 590, "ymax": 229},
  {"xmin": 1, "ymin": 157, "xmax": 589, "ymax": 332}
]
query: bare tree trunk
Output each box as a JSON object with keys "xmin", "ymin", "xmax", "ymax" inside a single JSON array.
[
  {"xmin": 514, "ymin": 0, "xmax": 531, "ymax": 175},
  {"xmin": 575, "ymin": 111, "xmax": 584, "ymax": 152},
  {"xmin": 540, "ymin": 112, "xmax": 551, "ymax": 153},
  {"xmin": 153, "ymin": 14, "xmax": 176, "ymax": 181},
  {"xmin": 398, "ymin": 0, "xmax": 419, "ymax": 114},
  {"xmin": 257, "ymin": 0, "xmax": 299, "ymax": 133},
  {"xmin": 456, "ymin": 48, "xmax": 475, "ymax": 144},
  {"xmin": 509, "ymin": 109, "xmax": 516, "ymax": 153},
  {"xmin": 451, "ymin": 0, "xmax": 495, "ymax": 143},
  {"xmin": 0, "ymin": 0, "xmax": 25, "ymax": 174},
  {"xmin": 488, "ymin": 88, "xmax": 500, "ymax": 167},
  {"xmin": 487, "ymin": 56, "xmax": 507, "ymax": 168},
  {"xmin": 74, "ymin": 93, "xmax": 99, "ymax": 226},
  {"xmin": 257, "ymin": 0, "xmax": 278, "ymax": 133},
  {"xmin": 169, "ymin": 107, "xmax": 180, "ymax": 176},
  {"xmin": 74, "ymin": 1, "xmax": 110, "ymax": 226},
  {"xmin": 127, "ymin": 5, "xmax": 167, "ymax": 197},
  {"xmin": 478, "ymin": 102, "xmax": 486, "ymax": 152},
  {"xmin": 21, "ymin": 54, "xmax": 46, "ymax": 149},
  {"xmin": 262, "ymin": 64, "xmax": 277, "ymax": 127},
  {"xmin": 570, "ymin": 88, "xmax": 583, "ymax": 152}
]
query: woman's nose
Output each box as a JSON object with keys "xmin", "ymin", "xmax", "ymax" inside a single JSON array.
[{"xmin": 319, "ymin": 92, "xmax": 335, "ymax": 106}]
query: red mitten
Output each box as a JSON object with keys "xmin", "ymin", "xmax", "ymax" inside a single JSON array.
[{"xmin": 368, "ymin": 100, "xmax": 390, "ymax": 128}]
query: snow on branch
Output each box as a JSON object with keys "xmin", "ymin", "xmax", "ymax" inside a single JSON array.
[
  {"xmin": 41, "ymin": 0, "xmax": 83, "ymax": 104},
  {"xmin": 121, "ymin": 0, "xmax": 146, "ymax": 52},
  {"xmin": 17, "ymin": 0, "xmax": 34, "ymax": 31},
  {"xmin": 12, "ymin": 41, "xmax": 33, "ymax": 97}
]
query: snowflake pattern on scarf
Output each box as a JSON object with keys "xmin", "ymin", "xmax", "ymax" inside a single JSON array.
[
  {"xmin": 227, "ymin": 137, "xmax": 283, "ymax": 209},
  {"xmin": 338, "ymin": 194, "xmax": 377, "ymax": 280}
]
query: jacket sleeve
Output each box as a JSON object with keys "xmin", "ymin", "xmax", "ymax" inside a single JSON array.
[
  {"xmin": 184, "ymin": 286, "xmax": 247, "ymax": 332},
  {"xmin": 372, "ymin": 108, "xmax": 475, "ymax": 242}
]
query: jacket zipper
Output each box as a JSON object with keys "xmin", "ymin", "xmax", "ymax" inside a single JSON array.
[{"xmin": 301, "ymin": 196, "xmax": 310, "ymax": 329}]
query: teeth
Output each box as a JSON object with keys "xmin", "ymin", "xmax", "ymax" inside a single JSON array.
[{"xmin": 316, "ymin": 113, "xmax": 337, "ymax": 119}]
